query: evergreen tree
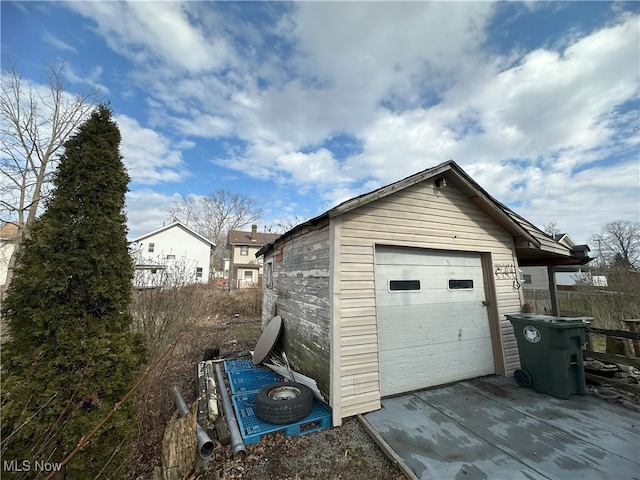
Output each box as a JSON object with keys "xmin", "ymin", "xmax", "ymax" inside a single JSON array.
[{"xmin": 1, "ymin": 105, "xmax": 146, "ymax": 478}]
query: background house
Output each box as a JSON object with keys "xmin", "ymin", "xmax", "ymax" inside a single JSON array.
[
  {"xmin": 522, "ymin": 234, "xmax": 598, "ymax": 289},
  {"xmin": 227, "ymin": 225, "xmax": 278, "ymax": 288},
  {"xmin": 257, "ymin": 160, "xmax": 591, "ymax": 427},
  {"xmin": 130, "ymin": 220, "xmax": 215, "ymax": 288},
  {"xmin": 0, "ymin": 222, "xmax": 19, "ymax": 297}
]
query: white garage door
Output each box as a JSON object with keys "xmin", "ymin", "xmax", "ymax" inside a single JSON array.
[{"xmin": 375, "ymin": 246, "xmax": 495, "ymax": 397}]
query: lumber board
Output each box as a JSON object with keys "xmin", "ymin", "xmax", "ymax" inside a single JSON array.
[
  {"xmin": 583, "ymin": 350, "xmax": 640, "ymax": 369},
  {"xmin": 585, "ymin": 373, "xmax": 640, "ymax": 395},
  {"xmin": 587, "ymin": 328, "xmax": 640, "ymax": 340}
]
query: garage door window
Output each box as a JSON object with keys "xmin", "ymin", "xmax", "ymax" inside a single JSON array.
[
  {"xmin": 389, "ymin": 280, "xmax": 421, "ymax": 291},
  {"xmin": 449, "ymin": 279, "xmax": 474, "ymax": 290}
]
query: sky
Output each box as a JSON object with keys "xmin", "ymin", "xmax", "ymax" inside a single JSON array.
[{"xmin": 1, "ymin": 1, "xmax": 639, "ymax": 244}]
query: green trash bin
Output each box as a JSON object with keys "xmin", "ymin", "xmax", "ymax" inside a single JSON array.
[{"xmin": 506, "ymin": 314, "xmax": 592, "ymax": 399}]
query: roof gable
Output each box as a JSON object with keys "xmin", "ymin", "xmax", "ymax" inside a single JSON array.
[
  {"xmin": 228, "ymin": 229, "xmax": 279, "ymax": 246},
  {"xmin": 257, "ymin": 160, "xmax": 590, "ymax": 266},
  {"xmin": 131, "ymin": 221, "xmax": 215, "ymax": 247},
  {"xmin": 554, "ymin": 233, "xmax": 576, "ymax": 248}
]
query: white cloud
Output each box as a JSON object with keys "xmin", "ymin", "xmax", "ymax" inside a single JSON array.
[
  {"xmin": 516, "ymin": 159, "xmax": 640, "ymax": 244},
  {"xmin": 116, "ymin": 115, "xmax": 190, "ymax": 185},
  {"xmin": 42, "ymin": 31, "xmax": 77, "ymax": 53},
  {"xmin": 63, "ymin": 1, "xmax": 638, "ymax": 244},
  {"xmin": 69, "ymin": 1, "xmax": 496, "ymax": 167},
  {"xmin": 461, "ymin": 12, "xmax": 638, "ymax": 162},
  {"xmin": 63, "ymin": 64, "xmax": 109, "ymax": 94},
  {"xmin": 67, "ymin": 2, "xmax": 233, "ymax": 74},
  {"xmin": 126, "ymin": 189, "xmax": 181, "ymax": 239},
  {"xmin": 169, "ymin": 112, "xmax": 233, "ymax": 139},
  {"xmin": 320, "ymin": 12, "xmax": 639, "ymax": 241},
  {"xmin": 234, "ymin": 2, "xmax": 495, "ymax": 149},
  {"xmin": 209, "ymin": 3, "xmax": 498, "ymax": 189}
]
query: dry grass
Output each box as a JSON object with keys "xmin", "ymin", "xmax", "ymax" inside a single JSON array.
[
  {"xmin": 124, "ymin": 286, "xmax": 402, "ymax": 480},
  {"xmin": 125, "ymin": 288, "xmax": 262, "ymax": 480},
  {"xmin": 571, "ymin": 269, "xmax": 640, "ymax": 330},
  {"xmin": 130, "ymin": 285, "xmax": 263, "ymax": 358}
]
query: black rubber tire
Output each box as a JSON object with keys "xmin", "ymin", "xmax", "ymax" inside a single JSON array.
[
  {"xmin": 255, "ymin": 382, "xmax": 313, "ymax": 425},
  {"xmin": 514, "ymin": 368, "xmax": 533, "ymax": 388}
]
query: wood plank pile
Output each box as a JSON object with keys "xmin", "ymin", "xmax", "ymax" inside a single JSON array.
[{"xmin": 584, "ymin": 358, "xmax": 640, "ymax": 384}]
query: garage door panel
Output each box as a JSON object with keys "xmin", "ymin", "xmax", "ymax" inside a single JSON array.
[
  {"xmin": 376, "ymin": 280, "xmax": 484, "ymax": 298},
  {"xmin": 378, "ymin": 301, "xmax": 489, "ymax": 322},
  {"xmin": 375, "ymin": 267, "xmax": 485, "ymax": 302},
  {"xmin": 376, "ymin": 248, "xmax": 483, "ymax": 267},
  {"xmin": 377, "ymin": 305, "xmax": 492, "ymax": 349},
  {"xmin": 378, "ymin": 330, "xmax": 493, "ymax": 352},
  {"xmin": 379, "ymin": 337, "xmax": 496, "ymax": 396},
  {"xmin": 376, "ymin": 288, "xmax": 485, "ymax": 307},
  {"xmin": 375, "ymin": 247, "xmax": 495, "ymax": 397},
  {"xmin": 375, "ymin": 264, "xmax": 483, "ymax": 285}
]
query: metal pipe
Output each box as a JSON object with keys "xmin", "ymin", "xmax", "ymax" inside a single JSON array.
[
  {"xmin": 171, "ymin": 386, "xmax": 215, "ymax": 459},
  {"xmin": 214, "ymin": 363, "xmax": 246, "ymax": 459}
]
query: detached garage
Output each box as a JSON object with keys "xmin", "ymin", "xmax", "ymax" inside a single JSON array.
[{"xmin": 256, "ymin": 160, "xmax": 591, "ymax": 427}]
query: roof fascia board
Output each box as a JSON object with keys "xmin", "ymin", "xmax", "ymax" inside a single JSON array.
[
  {"xmin": 255, "ymin": 215, "xmax": 329, "ymax": 257},
  {"xmin": 519, "ymin": 256, "xmax": 593, "ymax": 267},
  {"xmin": 131, "ymin": 221, "xmax": 215, "ymax": 247},
  {"xmin": 328, "ymin": 162, "xmax": 452, "ymax": 218}
]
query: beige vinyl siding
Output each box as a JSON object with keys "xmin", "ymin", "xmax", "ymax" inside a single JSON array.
[
  {"xmin": 337, "ymin": 241, "xmax": 380, "ymax": 419},
  {"xmin": 490, "ymin": 245, "xmax": 524, "ymax": 376},
  {"xmin": 336, "ymin": 179, "xmax": 522, "ymax": 420}
]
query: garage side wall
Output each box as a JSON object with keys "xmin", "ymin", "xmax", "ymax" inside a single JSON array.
[
  {"xmin": 261, "ymin": 220, "xmax": 332, "ymax": 399},
  {"xmin": 336, "ymin": 179, "xmax": 523, "ymax": 420}
]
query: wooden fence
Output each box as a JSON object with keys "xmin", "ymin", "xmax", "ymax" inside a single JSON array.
[
  {"xmin": 523, "ymin": 288, "xmax": 608, "ymax": 317},
  {"xmin": 583, "ymin": 325, "xmax": 640, "ymax": 395}
]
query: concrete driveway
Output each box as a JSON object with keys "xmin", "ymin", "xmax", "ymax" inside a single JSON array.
[{"xmin": 362, "ymin": 376, "xmax": 640, "ymax": 480}]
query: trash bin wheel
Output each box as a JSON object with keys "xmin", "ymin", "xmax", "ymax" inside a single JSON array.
[{"xmin": 514, "ymin": 368, "xmax": 533, "ymax": 388}]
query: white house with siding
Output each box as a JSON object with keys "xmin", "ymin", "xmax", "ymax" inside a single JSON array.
[
  {"xmin": 0, "ymin": 222, "xmax": 19, "ymax": 292},
  {"xmin": 130, "ymin": 220, "xmax": 215, "ymax": 288},
  {"xmin": 256, "ymin": 160, "xmax": 591, "ymax": 427},
  {"xmin": 522, "ymin": 233, "xmax": 596, "ymax": 289}
]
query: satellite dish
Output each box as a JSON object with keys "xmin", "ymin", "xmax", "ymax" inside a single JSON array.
[{"xmin": 252, "ymin": 315, "xmax": 283, "ymax": 365}]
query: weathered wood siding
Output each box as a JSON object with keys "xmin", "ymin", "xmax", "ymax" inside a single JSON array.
[
  {"xmin": 262, "ymin": 219, "xmax": 332, "ymax": 399},
  {"xmin": 335, "ymin": 179, "xmax": 523, "ymax": 420}
]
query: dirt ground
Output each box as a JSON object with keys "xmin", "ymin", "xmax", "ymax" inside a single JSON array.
[
  {"xmin": 125, "ymin": 311, "xmax": 404, "ymax": 480},
  {"xmin": 124, "ymin": 288, "xmax": 639, "ymax": 480}
]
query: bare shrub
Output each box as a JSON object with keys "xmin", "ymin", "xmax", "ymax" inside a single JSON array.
[
  {"xmin": 570, "ymin": 267, "xmax": 640, "ymax": 354},
  {"xmin": 130, "ymin": 282, "xmax": 264, "ymax": 359},
  {"xmin": 572, "ymin": 268, "xmax": 640, "ymax": 330},
  {"xmin": 130, "ymin": 284, "xmax": 207, "ymax": 359},
  {"xmin": 231, "ymin": 287, "xmax": 263, "ymax": 317},
  {"xmin": 126, "ymin": 287, "xmax": 263, "ymax": 479}
]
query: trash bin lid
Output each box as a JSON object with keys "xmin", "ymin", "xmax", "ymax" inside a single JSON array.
[{"xmin": 506, "ymin": 313, "xmax": 592, "ymax": 326}]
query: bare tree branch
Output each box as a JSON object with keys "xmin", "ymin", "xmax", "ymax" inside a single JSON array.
[
  {"xmin": 0, "ymin": 60, "xmax": 102, "ymax": 287},
  {"xmin": 589, "ymin": 220, "xmax": 640, "ymax": 269},
  {"xmin": 543, "ymin": 221, "xmax": 560, "ymax": 238},
  {"xmin": 168, "ymin": 190, "xmax": 263, "ymax": 273}
]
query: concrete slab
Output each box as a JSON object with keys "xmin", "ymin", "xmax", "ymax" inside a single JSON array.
[{"xmin": 363, "ymin": 376, "xmax": 640, "ymax": 480}]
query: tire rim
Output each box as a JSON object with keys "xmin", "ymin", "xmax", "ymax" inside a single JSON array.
[{"xmin": 268, "ymin": 385, "xmax": 301, "ymax": 401}]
